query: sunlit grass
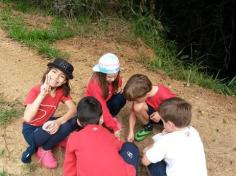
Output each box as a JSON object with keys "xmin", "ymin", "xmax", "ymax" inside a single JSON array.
[
  {"xmin": 0, "ymin": 96, "xmax": 23, "ymax": 126},
  {"xmin": 0, "ymin": 9, "xmax": 72, "ymax": 59}
]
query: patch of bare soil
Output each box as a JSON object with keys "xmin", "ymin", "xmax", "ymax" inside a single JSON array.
[{"xmin": 0, "ymin": 25, "xmax": 236, "ymax": 176}]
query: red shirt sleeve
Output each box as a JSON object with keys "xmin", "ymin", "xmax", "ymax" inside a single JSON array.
[
  {"xmin": 86, "ymin": 79, "xmax": 119, "ymax": 132},
  {"xmin": 158, "ymin": 85, "xmax": 176, "ymax": 100},
  {"xmin": 112, "ymin": 134, "xmax": 124, "ymax": 150},
  {"xmin": 64, "ymin": 134, "xmax": 77, "ymax": 176}
]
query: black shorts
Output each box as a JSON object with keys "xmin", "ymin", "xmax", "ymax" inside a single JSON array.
[{"xmin": 147, "ymin": 104, "xmax": 163, "ymax": 125}]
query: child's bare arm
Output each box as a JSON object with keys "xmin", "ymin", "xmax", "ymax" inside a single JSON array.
[
  {"xmin": 150, "ymin": 111, "xmax": 161, "ymax": 123},
  {"xmin": 23, "ymin": 75, "xmax": 51, "ymax": 122},
  {"xmin": 127, "ymin": 112, "xmax": 136, "ymax": 142},
  {"xmin": 48, "ymin": 100, "xmax": 76, "ymax": 134},
  {"xmin": 23, "ymin": 93, "xmax": 45, "ymax": 122},
  {"xmin": 56, "ymin": 100, "xmax": 76, "ymax": 125},
  {"xmin": 143, "ymin": 144, "xmax": 153, "ymax": 154},
  {"xmin": 142, "ymin": 144, "xmax": 153, "ymax": 166},
  {"xmin": 142, "ymin": 154, "xmax": 151, "ymax": 166}
]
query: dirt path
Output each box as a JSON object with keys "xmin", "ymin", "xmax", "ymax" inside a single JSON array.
[{"xmin": 0, "ymin": 26, "xmax": 236, "ymax": 176}]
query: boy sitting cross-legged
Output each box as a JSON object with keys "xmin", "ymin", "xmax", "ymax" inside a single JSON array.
[
  {"xmin": 63, "ymin": 96, "xmax": 139, "ymax": 176},
  {"xmin": 124, "ymin": 74, "xmax": 176, "ymax": 142},
  {"xmin": 142, "ymin": 97, "xmax": 207, "ymax": 176}
]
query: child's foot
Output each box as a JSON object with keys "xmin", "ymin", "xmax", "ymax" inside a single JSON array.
[
  {"xmin": 36, "ymin": 147, "xmax": 57, "ymax": 169},
  {"xmin": 21, "ymin": 146, "xmax": 36, "ymax": 163},
  {"xmin": 134, "ymin": 123, "xmax": 153, "ymax": 141}
]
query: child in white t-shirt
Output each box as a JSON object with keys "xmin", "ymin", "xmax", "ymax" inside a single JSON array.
[{"xmin": 142, "ymin": 97, "xmax": 207, "ymax": 176}]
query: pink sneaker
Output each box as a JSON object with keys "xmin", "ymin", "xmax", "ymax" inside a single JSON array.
[{"xmin": 36, "ymin": 147, "xmax": 57, "ymax": 169}]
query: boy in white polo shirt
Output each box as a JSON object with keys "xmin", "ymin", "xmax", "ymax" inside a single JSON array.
[{"xmin": 142, "ymin": 97, "xmax": 207, "ymax": 176}]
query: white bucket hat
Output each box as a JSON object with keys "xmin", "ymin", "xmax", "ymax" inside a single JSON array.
[{"xmin": 93, "ymin": 53, "xmax": 120, "ymax": 74}]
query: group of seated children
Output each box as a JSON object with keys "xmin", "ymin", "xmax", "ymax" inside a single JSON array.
[{"xmin": 21, "ymin": 53, "xmax": 207, "ymax": 176}]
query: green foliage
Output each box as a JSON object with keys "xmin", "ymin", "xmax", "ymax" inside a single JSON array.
[
  {"xmin": 0, "ymin": 97, "xmax": 23, "ymax": 126},
  {"xmin": 0, "ymin": 172, "xmax": 7, "ymax": 176},
  {"xmin": 0, "ymin": 9, "xmax": 73, "ymax": 59},
  {"xmin": 0, "ymin": 0, "xmax": 235, "ymax": 95},
  {"xmin": 131, "ymin": 14, "xmax": 236, "ymax": 95},
  {"xmin": 18, "ymin": 0, "xmax": 110, "ymax": 18}
]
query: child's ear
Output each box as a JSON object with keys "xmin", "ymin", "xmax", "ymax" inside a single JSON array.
[
  {"xmin": 77, "ymin": 119, "xmax": 82, "ymax": 127},
  {"xmin": 167, "ymin": 121, "xmax": 175, "ymax": 130},
  {"xmin": 99, "ymin": 115, "xmax": 104, "ymax": 125}
]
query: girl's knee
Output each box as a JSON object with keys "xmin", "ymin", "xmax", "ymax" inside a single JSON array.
[
  {"xmin": 133, "ymin": 102, "xmax": 147, "ymax": 113},
  {"xmin": 59, "ymin": 122, "xmax": 73, "ymax": 135}
]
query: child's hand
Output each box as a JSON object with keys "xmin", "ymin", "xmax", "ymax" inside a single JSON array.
[
  {"xmin": 150, "ymin": 112, "xmax": 161, "ymax": 123},
  {"xmin": 113, "ymin": 118, "xmax": 122, "ymax": 131},
  {"xmin": 114, "ymin": 130, "xmax": 121, "ymax": 139},
  {"xmin": 127, "ymin": 131, "xmax": 134, "ymax": 142},
  {"xmin": 116, "ymin": 87, "xmax": 123, "ymax": 94},
  {"xmin": 40, "ymin": 74, "xmax": 51, "ymax": 96},
  {"xmin": 42, "ymin": 121, "xmax": 54, "ymax": 132},
  {"xmin": 143, "ymin": 145, "xmax": 153, "ymax": 154},
  {"xmin": 47, "ymin": 120, "xmax": 61, "ymax": 135}
]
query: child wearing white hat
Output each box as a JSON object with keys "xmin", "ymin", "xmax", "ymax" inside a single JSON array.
[{"xmin": 85, "ymin": 53, "xmax": 126, "ymax": 137}]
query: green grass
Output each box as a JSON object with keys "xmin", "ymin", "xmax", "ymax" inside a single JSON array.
[
  {"xmin": 0, "ymin": 1, "xmax": 235, "ymax": 95},
  {"xmin": 22, "ymin": 163, "xmax": 37, "ymax": 174},
  {"xmin": 0, "ymin": 172, "xmax": 7, "ymax": 176},
  {"xmin": 0, "ymin": 97, "xmax": 23, "ymax": 126},
  {"xmin": 0, "ymin": 0, "xmax": 40, "ymax": 13},
  {"xmin": 0, "ymin": 4, "xmax": 133, "ymax": 59},
  {"xmin": 131, "ymin": 14, "xmax": 236, "ymax": 95},
  {"xmin": 0, "ymin": 8, "xmax": 73, "ymax": 59}
]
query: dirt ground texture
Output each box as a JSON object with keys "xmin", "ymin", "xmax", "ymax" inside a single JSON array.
[{"xmin": 0, "ymin": 15, "xmax": 236, "ymax": 176}]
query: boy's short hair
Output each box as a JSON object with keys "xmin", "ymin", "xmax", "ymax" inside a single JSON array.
[
  {"xmin": 124, "ymin": 74, "xmax": 152, "ymax": 101},
  {"xmin": 76, "ymin": 96, "xmax": 102, "ymax": 127},
  {"xmin": 158, "ymin": 97, "xmax": 192, "ymax": 128}
]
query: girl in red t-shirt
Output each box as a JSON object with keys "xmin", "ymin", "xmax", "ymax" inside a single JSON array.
[
  {"xmin": 21, "ymin": 58, "xmax": 77, "ymax": 169},
  {"xmin": 86, "ymin": 53, "xmax": 126, "ymax": 138}
]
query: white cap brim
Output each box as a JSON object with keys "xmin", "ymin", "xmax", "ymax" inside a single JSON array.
[{"xmin": 92, "ymin": 64, "xmax": 100, "ymax": 72}]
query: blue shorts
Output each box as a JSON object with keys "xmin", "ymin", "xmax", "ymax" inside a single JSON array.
[
  {"xmin": 119, "ymin": 142, "xmax": 139, "ymax": 170},
  {"xmin": 147, "ymin": 104, "xmax": 156, "ymax": 116}
]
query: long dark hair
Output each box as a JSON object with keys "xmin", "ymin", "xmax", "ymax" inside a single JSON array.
[
  {"xmin": 92, "ymin": 72, "xmax": 120, "ymax": 99},
  {"xmin": 41, "ymin": 68, "xmax": 71, "ymax": 96}
]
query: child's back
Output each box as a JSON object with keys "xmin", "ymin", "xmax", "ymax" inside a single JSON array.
[
  {"xmin": 148, "ymin": 126, "xmax": 207, "ymax": 176},
  {"xmin": 142, "ymin": 97, "xmax": 207, "ymax": 176},
  {"xmin": 65, "ymin": 125, "xmax": 135, "ymax": 176},
  {"xmin": 64, "ymin": 96, "xmax": 139, "ymax": 176}
]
